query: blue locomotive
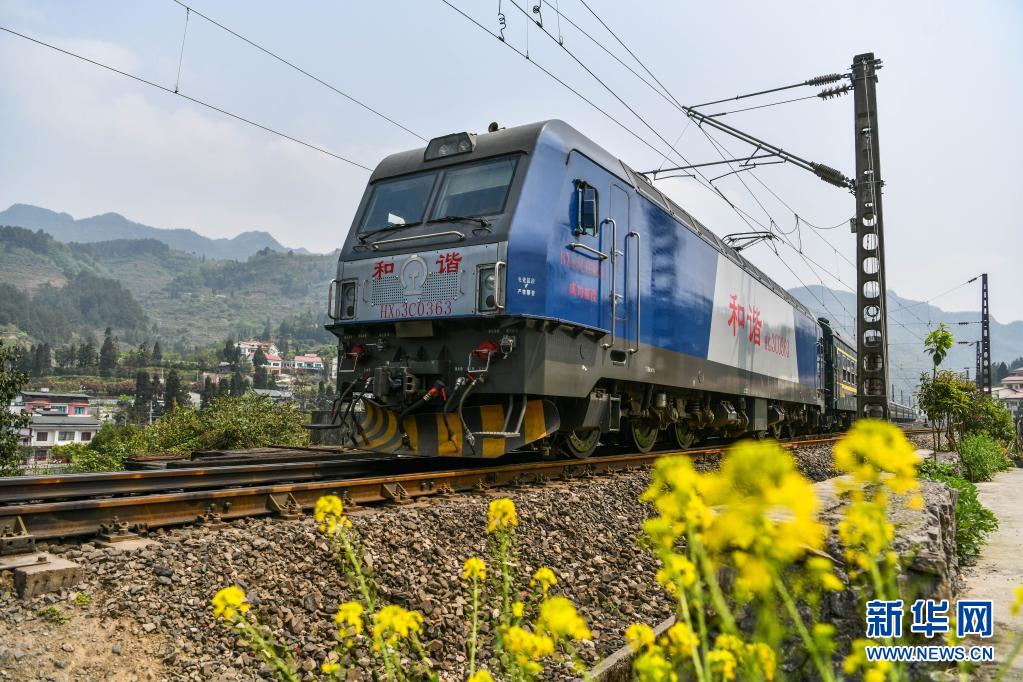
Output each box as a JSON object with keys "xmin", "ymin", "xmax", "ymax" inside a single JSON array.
[{"xmin": 325, "ymin": 120, "xmax": 912, "ymax": 457}]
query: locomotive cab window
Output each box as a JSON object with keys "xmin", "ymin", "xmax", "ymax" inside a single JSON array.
[
  {"xmin": 574, "ymin": 181, "xmax": 599, "ymax": 236},
  {"xmin": 430, "ymin": 156, "xmax": 518, "ymax": 221},
  {"xmin": 359, "ymin": 172, "xmax": 437, "ymax": 233}
]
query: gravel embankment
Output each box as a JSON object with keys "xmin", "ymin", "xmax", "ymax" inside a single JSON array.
[
  {"xmin": 0, "ymin": 433, "xmax": 931, "ymax": 681},
  {"xmin": 0, "ymin": 472, "xmax": 673, "ymax": 681}
]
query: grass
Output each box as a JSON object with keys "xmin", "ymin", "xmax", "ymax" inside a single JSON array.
[
  {"xmin": 36, "ymin": 605, "xmax": 69, "ymax": 625},
  {"xmin": 918, "ymin": 459, "xmax": 999, "ymax": 563},
  {"xmin": 958, "ymin": 432, "xmax": 1012, "ymax": 482},
  {"xmin": 74, "ymin": 592, "xmax": 92, "ymax": 607}
]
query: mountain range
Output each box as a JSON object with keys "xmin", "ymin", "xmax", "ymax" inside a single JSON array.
[
  {"xmin": 790, "ymin": 285, "xmax": 1023, "ymax": 404},
  {"xmin": 1, "ymin": 203, "xmax": 1019, "ymax": 397},
  {"xmin": 0, "ymin": 204, "xmax": 308, "ymax": 260}
]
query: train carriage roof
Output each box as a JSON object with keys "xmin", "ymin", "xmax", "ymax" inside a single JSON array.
[{"xmin": 370, "ymin": 120, "xmax": 818, "ymax": 322}]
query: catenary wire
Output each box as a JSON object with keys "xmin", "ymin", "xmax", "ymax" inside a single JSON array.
[
  {"xmin": 0, "ymin": 25, "xmax": 374, "ymax": 171},
  {"xmin": 170, "ymin": 0, "xmax": 426, "ymax": 142}
]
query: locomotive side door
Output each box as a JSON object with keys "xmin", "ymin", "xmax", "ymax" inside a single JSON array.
[{"xmin": 601, "ymin": 184, "xmax": 631, "ymax": 360}]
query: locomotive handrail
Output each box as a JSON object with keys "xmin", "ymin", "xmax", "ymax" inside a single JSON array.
[
  {"xmin": 370, "ymin": 230, "xmax": 465, "ymax": 250},
  {"xmin": 601, "ymin": 218, "xmax": 618, "ymax": 350},
  {"xmin": 567, "ymin": 242, "xmax": 608, "ymax": 261},
  {"xmin": 626, "ymin": 231, "xmax": 641, "ymax": 354}
]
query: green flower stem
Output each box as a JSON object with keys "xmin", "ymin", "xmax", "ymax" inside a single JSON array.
[
  {"xmin": 691, "ymin": 534, "xmax": 737, "ymax": 634},
  {"xmin": 235, "ymin": 619, "xmax": 299, "ymax": 682},
  {"xmin": 675, "ymin": 576, "xmax": 708, "ymax": 682},
  {"xmin": 995, "ymin": 634, "xmax": 1023, "ymax": 682},
  {"xmin": 468, "ymin": 578, "xmax": 480, "ymax": 674},
  {"xmin": 768, "ymin": 565, "xmax": 834, "ymax": 682},
  {"xmin": 337, "ymin": 530, "xmax": 376, "ymax": 612}
]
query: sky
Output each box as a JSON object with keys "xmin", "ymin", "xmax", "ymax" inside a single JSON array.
[{"xmin": 1, "ymin": 0, "xmax": 1020, "ymax": 324}]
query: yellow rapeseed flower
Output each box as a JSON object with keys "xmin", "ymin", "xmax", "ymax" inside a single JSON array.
[
  {"xmin": 502, "ymin": 625, "xmax": 554, "ymax": 673},
  {"xmin": 531, "ymin": 567, "xmax": 557, "ymax": 594},
  {"xmin": 467, "ymin": 671, "xmax": 494, "ymax": 682},
  {"xmin": 211, "ymin": 585, "xmax": 250, "ymax": 621},
  {"xmin": 833, "ymin": 419, "xmax": 919, "ymax": 494},
  {"xmin": 321, "ymin": 661, "xmax": 340, "ymax": 674},
  {"xmin": 462, "ymin": 557, "xmax": 486, "ymax": 581},
  {"xmin": 512, "ymin": 601, "xmax": 525, "ymax": 618},
  {"xmin": 1012, "ymin": 585, "xmax": 1023, "ymax": 617},
  {"xmin": 373, "ymin": 604, "xmax": 423, "ymax": 647},
  {"xmin": 334, "ymin": 601, "xmax": 364, "ymax": 638},
  {"xmin": 839, "ymin": 499, "xmax": 895, "ymax": 569},
  {"xmin": 660, "ymin": 622, "xmax": 698, "ymax": 658},
  {"xmin": 807, "ymin": 556, "xmax": 845, "ymax": 592},
  {"xmin": 747, "ymin": 642, "xmax": 776, "ymax": 681},
  {"xmin": 707, "ymin": 648, "xmax": 737, "ymax": 680},
  {"xmin": 655, "ymin": 554, "xmax": 696, "ymax": 595},
  {"xmin": 625, "ymin": 623, "xmax": 656, "ymax": 652},
  {"xmin": 314, "ymin": 495, "xmax": 352, "ymax": 534},
  {"xmin": 633, "ymin": 646, "xmax": 676, "ymax": 682},
  {"xmin": 536, "ymin": 596, "xmax": 591, "ymax": 641},
  {"xmin": 487, "ymin": 498, "xmax": 518, "ymax": 533}
]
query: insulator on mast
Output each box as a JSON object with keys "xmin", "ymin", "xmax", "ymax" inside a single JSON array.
[
  {"xmin": 818, "ymin": 84, "xmax": 852, "ymax": 100},
  {"xmin": 811, "ymin": 162, "xmax": 851, "ymax": 189},
  {"xmin": 804, "ymin": 73, "xmax": 845, "ymax": 87}
]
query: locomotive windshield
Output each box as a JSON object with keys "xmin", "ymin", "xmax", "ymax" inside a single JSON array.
[
  {"xmin": 359, "ymin": 173, "xmax": 436, "ymax": 232},
  {"xmin": 358, "ymin": 155, "xmax": 519, "ymax": 235},
  {"xmin": 430, "ymin": 156, "xmax": 517, "ymax": 219}
]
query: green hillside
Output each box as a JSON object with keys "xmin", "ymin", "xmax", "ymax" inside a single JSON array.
[{"xmin": 0, "ymin": 226, "xmax": 338, "ymax": 349}]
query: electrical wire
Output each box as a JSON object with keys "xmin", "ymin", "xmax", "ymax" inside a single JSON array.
[
  {"xmin": 170, "ymin": 0, "xmax": 426, "ymax": 142},
  {"xmin": 707, "ymin": 94, "xmax": 818, "ymax": 118},
  {"xmin": 0, "ymin": 25, "xmax": 374, "ymax": 171}
]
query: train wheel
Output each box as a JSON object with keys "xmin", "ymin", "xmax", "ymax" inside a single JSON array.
[
  {"xmin": 670, "ymin": 421, "xmax": 696, "ymax": 449},
  {"xmin": 766, "ymin": 423, "xmax": 782, "ymax": 440},
  {"xmin": 627, "ymin": 420, "xmax": 658, "ymax": 453},
  {"xmin": 560, "ymin": 429, "xmax": 600, "ymax": 459}
]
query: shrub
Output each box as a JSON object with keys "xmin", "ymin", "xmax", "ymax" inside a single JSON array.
[
  {"xmin": 961, "ymin": 393, "xmax": 1016, "ymax": 444},
  {"xmin": 54, "ymin": 442, "xmax": 126, "ymax": 474},
  {"xmin": 958, "ymin": 432, "xmax": 1011, "ymax": 482},
  {"xmin": 918, "ymin": 460, "xmax": 998, "ymax": 563}
]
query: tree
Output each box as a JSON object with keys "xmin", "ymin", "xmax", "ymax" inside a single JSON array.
[
  {"xmin": 152, "ymin": 340, "xmax": 163, "ymax": 364},
  {"xmin": 99, "ymin": 327, "xmax": 119, "ymax": 376},
  {"xmin": 923, "ymin": 324, "xmax": 956, "ymax": 449},
  {"xmin": 33, "ymin": 343, "xmax": 51, "ymax": 376},
  {"xmin": 253, "ymin": 348, "xmax": 268, "ymax": 368},
  {"xmin": 253, "ymin": 364, "xmax": 269, "ymax": 390},
  {"xmin": 993, "ymin": 362, "xmax": 1009, "ymax": 385},
  {"xmin": 133, "ymin": 371, "xmax": 155, "ymax": 424},
  {"xmin": 0, "ymin": 340, "xmax": 30, "ymax": 476},
  {"xmin": 221, "ymin": 338, "xmax": 240, "ymax": 366},
  {"xmin": 77, "ymin": 340, "xmax": 98, "ymax": 369},
  {"xmin": 135, "ymin": 341, "xmax": 151, "ymax": 368},
  {"xmin": 259, "ymin": 318, "xmax": 272, "ymax": 342},
  {"xmin": 163, "ymin": 369, "xmax": 191, "ymax": 412},
  {"xmin": 200, "ymin": 376, "xmax": 216, "ymax": 410},
  {"xmin": 230, "ymin": 370, "xmax": 245, "ymax": 396},
  {"xmin": 217, "ymin": 376, "xmax": 231, "ymax": 398}
]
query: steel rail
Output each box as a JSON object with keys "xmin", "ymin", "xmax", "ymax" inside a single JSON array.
[{"xmin": 0, "ymin": 429, "xmax": 930, "ymax": 542}]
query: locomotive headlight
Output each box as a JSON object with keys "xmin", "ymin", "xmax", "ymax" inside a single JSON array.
[
  {"xmin": 340, "ymin": 280, "xmax": 357, "ymax": 319},
  {"xmin": 477, "ymin": 264, "xmax": 497, "ymax": 312}
]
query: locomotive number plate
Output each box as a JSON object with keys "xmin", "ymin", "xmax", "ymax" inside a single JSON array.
[{"xmin": 378, "ymin": 300, "xmax": 454, "ymax": 320}]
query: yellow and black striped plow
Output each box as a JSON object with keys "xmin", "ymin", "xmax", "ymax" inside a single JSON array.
[{"xmin": 349, "ymin": 399, "xmax": 560, "ymax": 458}]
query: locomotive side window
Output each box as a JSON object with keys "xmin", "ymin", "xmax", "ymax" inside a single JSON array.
[{"xmin": 575, "ymin": 181, "xmax": 599, "ymax": 236}]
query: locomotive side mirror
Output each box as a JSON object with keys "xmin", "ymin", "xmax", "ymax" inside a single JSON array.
[{"xmin": 574, "ymin": 181, "xmax": 599, "ymax": 236}]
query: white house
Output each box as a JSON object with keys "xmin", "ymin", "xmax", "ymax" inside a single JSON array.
[
  {"xmin": 26, "ymin": 414, "xmax": 102, "ymax": 462},
  {"xmin": 236, "ymin": 340, "xmax": 280, "ymax": 360}
]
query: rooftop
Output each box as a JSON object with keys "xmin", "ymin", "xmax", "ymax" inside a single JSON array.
[
  {"xmin": 31, "ymin": 415, "xmax": 102, "ymax": 427},
  {"xmin": 20, "ymin": 391, "xmax": 90, "ymax": 401}
]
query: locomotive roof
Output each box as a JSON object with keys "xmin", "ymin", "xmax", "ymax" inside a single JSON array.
[{"xmin": 371, "ymin": 120, "xmax": 816, "ymax": 321}]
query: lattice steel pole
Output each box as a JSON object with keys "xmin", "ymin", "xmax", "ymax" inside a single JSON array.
[
  {"xmin": 981, "ymin": 273, "xmax": 992, "ymax": 393},
  {"xmin": 852, "ymin": 53, "xmax": 889, "ymax": 419}
]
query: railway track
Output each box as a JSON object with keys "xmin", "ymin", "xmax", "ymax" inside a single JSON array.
[{"xmin": 0, "ymin": 428, "xmax": 930, "ymax": 547}]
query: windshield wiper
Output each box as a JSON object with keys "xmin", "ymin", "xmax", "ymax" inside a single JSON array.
[
  {"xmin": 430, "ymin": 215, "xmax": 491, "ymax": 228},
  {"xmin": 357, "ymin": 221, "xmax": 422, "ymax": 243}
]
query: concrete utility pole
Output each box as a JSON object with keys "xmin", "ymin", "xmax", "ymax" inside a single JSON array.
[
  {"xmin": 852, "ymin": 53, "xmax": 890, "ymax": 419},
  {"xmin": 980, "ymin": 273, "xmax": 992, "ymax": 393}
]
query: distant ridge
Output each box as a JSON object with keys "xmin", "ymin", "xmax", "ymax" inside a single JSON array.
[{"xmin": 0, "ymin": 203, "xmax": 310, "ymax": 260}]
